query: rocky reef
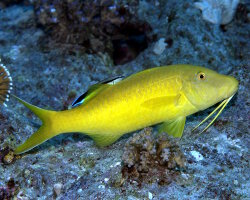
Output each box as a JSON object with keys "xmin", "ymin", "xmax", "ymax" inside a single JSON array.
[
  {"xmin": 0, "ymin": 178, "xmax": 15, "ymax": 200},
  {"xmin": 0, "ymin": 0, "xmax": 24, "ymax": 8},
  {"xmin": 194, "ymin": 0, "xmax": 240, "ymax": 25},
  {"xmin": 32, "ymin": 0, "xmax": 153, "ymax": 65},
  {"xmin": 0, "ymin": 0, "xmax": 249, "ymax": 199},
  {"xmin": 122, "ymin": 128, "xmax": 186, "ymax": 186}
]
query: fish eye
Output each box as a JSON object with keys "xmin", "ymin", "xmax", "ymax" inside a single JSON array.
[{"xmin": 197, "ymin": 72, "xmax": 206, "ymax": 80}]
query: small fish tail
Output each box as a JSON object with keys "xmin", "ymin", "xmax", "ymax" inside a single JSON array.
[{"xmin": 12, "ymin": 95, "xmax": 58, "ymax": 154}]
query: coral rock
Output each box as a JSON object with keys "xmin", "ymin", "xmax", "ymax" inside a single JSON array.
[
  {"xmin": 32, "ymin": 0, "xmax": 152, "ymax": 64},
  {"xmin": 53, "ymin": 183, "xmax": 63, "ymax": 197},
  {"xmin": 122, "ymin": 128, "xmax": 186, "ymax": 185},
  {"xmin": 0, "ymin": 148, "xmax": 15, "ymax": 165},
  {"xmin": 194, "ymin": 0, "xmax": 239, "ymax": 24},
  {"xmin": 153, "ymin": 38, "xmax": 167, "ymax": 55}
]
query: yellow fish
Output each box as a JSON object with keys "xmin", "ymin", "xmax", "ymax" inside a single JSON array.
[{"xmin": 4, "ymin": 64, "xmax": 238, "ymax": 154}]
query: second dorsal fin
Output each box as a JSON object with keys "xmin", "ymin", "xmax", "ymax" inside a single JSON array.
[{"xmin": 72, "ymin": 76, "xmax": 124, "ymax": 108}]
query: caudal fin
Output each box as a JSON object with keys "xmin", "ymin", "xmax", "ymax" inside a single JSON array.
[{"xmin": 12, "ymin": 95, "xmax": 58, "ymax": 154}]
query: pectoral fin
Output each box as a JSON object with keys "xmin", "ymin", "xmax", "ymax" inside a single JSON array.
[
  {"xmin": 141, "ymin": 94, "xmax": 181, "ymax": 109},
  {"xmin": 158, "ymin": 116, "xmax": 186, "ymax": 138}
]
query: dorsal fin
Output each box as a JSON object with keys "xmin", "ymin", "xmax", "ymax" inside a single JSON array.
[
  {"xmin": 101, "ymin": 76, "xmax": 124, "ymax": 85},
  {"xmin": 72, "ymin": 76, "xmax": 124, "ymax": 108},
  {"xmin": 72, "ymin": 84, "xmax": 105, "ymax": 107}
]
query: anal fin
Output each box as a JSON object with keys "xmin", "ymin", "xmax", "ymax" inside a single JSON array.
[
  {"xmin": 90, "ymin": 133, "xmax": 122, "ymax": 147},
  {"xmin": 158, "ymin": 116, "xmax": 186, "ymax": 138}
]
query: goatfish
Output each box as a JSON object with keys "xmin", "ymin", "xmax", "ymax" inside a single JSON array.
[{"xmin": 0, "ymin": 64, "xmax": 238, "ymax": 154}]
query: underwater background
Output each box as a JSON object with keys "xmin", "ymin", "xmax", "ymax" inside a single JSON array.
[{"xmin": 0, "ymin": 0, "xmax": 249, "ymax": 199}]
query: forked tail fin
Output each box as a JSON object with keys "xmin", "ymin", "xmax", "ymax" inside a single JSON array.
[{"xmin": 12, "ymin": 95, "xmax": 58, "ymax": 154}]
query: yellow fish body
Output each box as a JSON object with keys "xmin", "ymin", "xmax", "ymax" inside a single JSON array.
[{"xmin": 12, "ymin": 64, "xmax": 238, "ymax": 154}]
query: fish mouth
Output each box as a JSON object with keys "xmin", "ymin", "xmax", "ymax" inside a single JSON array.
[
  {"xmin": 192, "ymin": 94, "xmax": 235, "ymax": 134},
  {"xmin": 225, "ymin": 76, "xmax": 239, "ymax": 99}
]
